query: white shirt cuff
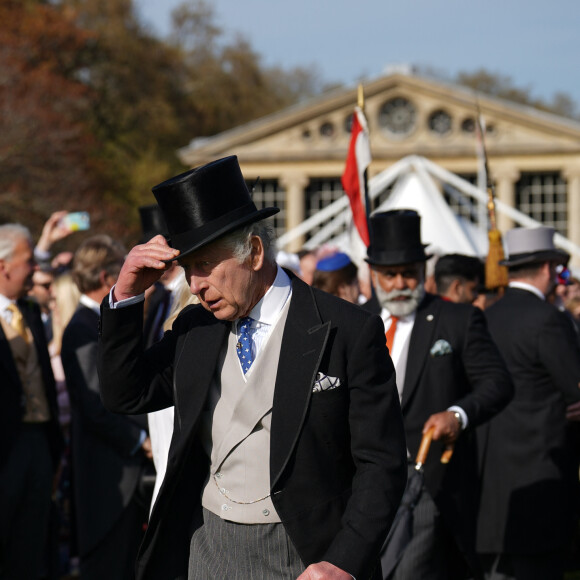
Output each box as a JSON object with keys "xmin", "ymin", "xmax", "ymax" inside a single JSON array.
[
  {"xmin": 108, "ymin": 285, "xmax": 145, "ymax": 309},
  {"xmin": 447, "ymin": 405, "xmax": 468, "ymax": 430},
  {"xmin": 34, "ymin": 246, "xmax": 51, "ymax": 262}
]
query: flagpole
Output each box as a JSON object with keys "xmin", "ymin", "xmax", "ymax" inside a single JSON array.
[
  {"xmin": 358, "ymin": 84, "xmax": 372, "ymax": 237},
  {"xmin": 475, "ymin": 103, "xmax": 508, "ymax": 293},
  {"xmin": 357, "ymin": 83, "xmax": 375, "ymax": 300}
]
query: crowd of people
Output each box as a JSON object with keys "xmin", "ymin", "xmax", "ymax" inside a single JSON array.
[{"xmin": 2, "ymin": 155, "xmax": 580, "ymax": 580}]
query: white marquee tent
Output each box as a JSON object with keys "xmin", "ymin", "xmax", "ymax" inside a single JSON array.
[{"xmin": 277, "ymin": 155, "xmax": 580, "ymax": 270}]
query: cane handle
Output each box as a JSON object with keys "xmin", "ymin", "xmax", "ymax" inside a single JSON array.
[{"xmin": 415, "ymin": 426, "xmax": 434, "ymax": 468}]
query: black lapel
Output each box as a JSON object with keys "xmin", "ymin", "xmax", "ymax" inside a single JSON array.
[
  {"xmin": 401, "ymin": 294, "xmax": 440, "ymax": 410},
  {"xmin": 18, "ymin": 298, "xmax": 55, "ymax": 384},
  {"xmin": 0, "ymin": 321, "xmax": 20, "ymax": 387},
  {"xmin": 173, "ymin": 307, "xmax": 229, "ymax": 434},
  {"xmin": 19, "ymin": 298, "xmax": 49, "ymax": 351},
  {"xmin": 270, "ymin": 277, "xmax": 330, "ymax": 489}
]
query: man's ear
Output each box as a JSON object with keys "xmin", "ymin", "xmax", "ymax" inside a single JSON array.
[
  {"xmin": 0, "ymin": 258, "xmax": 9, "ymax": 278},
  {"xmin": 249, "ymin": 236, "xmax": 265, "ymax": 271},
  {"xmin": 447, "ymin": 278, "xmax": 462, "ymax": 300},
  {"xmin": 99, "ymin": 270, "xmax": 116, "ymax": 290}
]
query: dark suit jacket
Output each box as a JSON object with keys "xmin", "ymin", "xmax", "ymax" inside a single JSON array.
[
  {"xmin": 364, "ymin": 293, "xmax": 513, "ymax": 564},
  {"xmin": 477, "ymin": 287, "xmax": 580, "ymax": 554},
  {"xmin": 143, "ymin": 282, "xmax": 172, "ymax": 348},
  {"xmin": 0, "ymin": 298, "xmax": 62, "ymax": 468},
  {"xmin": 62, "ymin": 304, "xmax": 149, "ymax": 557},
  {"xmin": 98, "ymin": 275, "xmax": 408, "ymax": 580}
]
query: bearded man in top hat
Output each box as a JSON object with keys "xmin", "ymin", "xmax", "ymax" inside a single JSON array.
[
  {"xmin": 476, "ymin": 226, "xmax": 580, "ymax": 580},
  {"xmin": 97, "ymin": 156, "xmax": 407, "ymax": 580},
  {"xmin": 362, "ymin": 209, "xmax": 513, "ymax": 580}
]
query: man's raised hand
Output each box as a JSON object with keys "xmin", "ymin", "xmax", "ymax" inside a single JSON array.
[{"xmin": 113, "ymin": 235, "xmax": 179, "ymax": 301}]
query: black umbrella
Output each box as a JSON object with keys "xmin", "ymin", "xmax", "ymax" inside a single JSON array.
[{"xmin": 380, "ymin": 427, "xmax": 454, "ymax": 579}]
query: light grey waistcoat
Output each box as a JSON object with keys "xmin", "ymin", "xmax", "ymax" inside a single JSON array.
[{"xmin": 200, "ymin": 299, "xmax": 291, "ymax": 524}]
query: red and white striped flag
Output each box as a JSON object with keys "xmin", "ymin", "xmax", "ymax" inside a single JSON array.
[{"xmin": 341, "ymin": 106, "xmax": 371, "ymax": 247}]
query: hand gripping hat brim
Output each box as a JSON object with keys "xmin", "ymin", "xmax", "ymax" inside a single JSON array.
[{"xmin": 152, "ymin": 156, "xmax": 279, "ymax": 261}]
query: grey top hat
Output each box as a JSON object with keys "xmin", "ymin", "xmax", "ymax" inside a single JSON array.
[{"xmin": 499, "ymin": 226, "xmax": 569, "ymax": 267}]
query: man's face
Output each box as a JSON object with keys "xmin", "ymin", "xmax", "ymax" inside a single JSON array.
[
  {"xmin": 371, "ymin": 262, "xmax": 425, "ymax": 317},
  {"xmin": 544, "ymin": 261, "xmax": 560, "ymax": 297},
  {"xmin": 455, "ymin": 278, "xmax": 479, "ymax": 305},
  {"xmin": 29, "ymin": 270, "xmax": 53, "ymax": 309},
  {"xmin": 0, "ymin": 238, "xmax": 35, "ymax": 300},
  {"xmin": 180, "ymin": 237, "xmax": 264, "ymax": 321}
]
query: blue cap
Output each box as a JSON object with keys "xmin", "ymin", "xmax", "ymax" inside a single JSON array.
[{"xmin": 316, "ymin": 252, "xmax": 353, "ymax": 272}]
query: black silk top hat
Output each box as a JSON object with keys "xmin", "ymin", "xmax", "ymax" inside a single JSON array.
[
  {"xmin": 366, "ymin": 209, "xmax": 432, "ymax": 266},
  {"xmin": 138, "ymin": 204, "xmax": 168, "ymax": 243},
  {"xmin": 151, "ymin": 156, "xmax": 279, "ymax": 260},
  {"xmin": 499, "ymin": 226, "xmax": 569, "ymax": 267}
]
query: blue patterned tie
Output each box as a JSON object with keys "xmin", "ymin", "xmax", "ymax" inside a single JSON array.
[{"xmin": 236, "ymin": 317, "xmax": 255, "ymax": 374}]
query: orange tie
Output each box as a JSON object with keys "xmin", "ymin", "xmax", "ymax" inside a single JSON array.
[{"xmin": 385, "ymin": 316, "xmax": 398, "ymax": 353}]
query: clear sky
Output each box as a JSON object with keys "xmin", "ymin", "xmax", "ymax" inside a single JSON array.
[{"xmin": 135, "ymin": 0, "xmax": 580, "ymax": 109}]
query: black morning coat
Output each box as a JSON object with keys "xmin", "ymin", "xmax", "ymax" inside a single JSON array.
[
  {"xmin": 477, "ymin": 287, "xmax": 580, "ymax": 555},
  {"xmin": 98, "ymin": 273, "xmax": 408, "ymax": 580},
  {"xmin": 0, "ymin": 298, "xmax": 62, "ymax": 469},
  {"xmin": 62, "ymin": 304, "xmax": 150, "ymax": 557},
  {"xmin": 364, "ymin": 292, "xmax": 513, "ymax": 573}
]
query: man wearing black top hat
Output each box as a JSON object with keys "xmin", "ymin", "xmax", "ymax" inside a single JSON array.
[
  {"xmin": 476, "ymin": 226, "xmax": 580, "ymax": 580},
  {"xmin": 362, "ymin": 209, "xmax": 512, "ymax": 579},
  {"xmin": 97, "ymin": 156, "xmax": 407, "ymax": 580}
]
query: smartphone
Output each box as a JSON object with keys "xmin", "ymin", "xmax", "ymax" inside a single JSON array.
[{"xmin": 61, "ymin": 211, "xmax": 90, "ymax": 232}]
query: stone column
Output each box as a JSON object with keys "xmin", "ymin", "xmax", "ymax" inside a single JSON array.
[
  {"xmin": 491, "ymin": 165, "xmax": 520, "ymax": 233},
  {"xmin": 279, "ymin": 171, "xmax": 310, "ymax": 253},
  {"xmin": 563, "ymin": 165, "xmax": 580, "ymax": 269}
]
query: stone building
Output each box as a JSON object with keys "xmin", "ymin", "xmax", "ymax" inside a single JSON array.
[{"xmin": 178, "ymin": 72, "xmax": 580, "ymax": 262}]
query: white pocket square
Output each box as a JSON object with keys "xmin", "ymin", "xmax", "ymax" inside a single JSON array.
[
  {"xmin": 312, "ymin": 372, "xmax": 341, "ymax": 393},
  {"xmin": 430, "ymin": 339, "xmax": 453, "ymax": 357}
]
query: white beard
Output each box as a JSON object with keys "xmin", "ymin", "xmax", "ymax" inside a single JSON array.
[{"xmin": 376, "ymin": 282, "xmax": 425, "ymax": 317}]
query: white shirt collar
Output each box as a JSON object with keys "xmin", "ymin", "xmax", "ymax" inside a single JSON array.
[
  {"xmin": 380, "ymin": 307, "xmax": 416, "ymax": 326},
  {"xmin": 247, "ymin": 265, "xmax": 292, "ymax": 326},
  {"xmin": 0, "ymin": 293, "xmax": 17, "ymax": 320},
  {"xmin": 80, "ymin": 294, "xmax": 101, "ymax": 314},
  {"xmin": 165, "ymin": 272, "xmax": 182, "ymax": 292},
  {"xmin": 0, "ymin": 293, "xmax": 16, "ymax": 310},
  {"xmin": 508, "ymin": 281, "xmax": 545, "ymax": 301}
]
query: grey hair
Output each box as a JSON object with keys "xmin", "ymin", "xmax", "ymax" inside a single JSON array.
[
  {"xmin": 221, "ymin": 220, "xmax": 277, "ymax": 264},
  {"xmin": 0, "ymin": 224, "xmax": 33, "ymax": 261}
]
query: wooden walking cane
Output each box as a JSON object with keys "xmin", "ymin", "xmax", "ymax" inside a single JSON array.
[{"xmin": 415, "ymin": 427, "xmax": 454, "ymax": 471}]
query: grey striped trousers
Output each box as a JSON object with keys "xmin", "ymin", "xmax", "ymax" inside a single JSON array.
[{"xmin": 188, "ymin": 508, "xmax": 305, "ymax": 579}]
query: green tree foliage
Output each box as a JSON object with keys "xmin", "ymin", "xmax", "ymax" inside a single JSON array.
[
  {"xmin": 167, "ymin": 1, "xmax": 322, "ymax": 136},
  {"xmin": 0, "ymin": 0, "xmax": 107, "ymax": 237},
  {"xmin": 3, "ymin": 1, "xmax": 577, "ymax": 249},
  {"xmin": 0, "ymin": 0, "xmax": 321, "ymax": 245},
  {"xmin": 455, "ymin": 68, "xmax": 578, "ymax": 119}
]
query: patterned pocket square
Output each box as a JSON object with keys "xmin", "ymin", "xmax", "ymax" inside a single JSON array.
[
  {"xmin": 430, "ymin": 339, "xmax": 453, "ymax": 357},
  {"xmin": 312, "ymin": 372, "xmax": 341, "ymax": 393}
]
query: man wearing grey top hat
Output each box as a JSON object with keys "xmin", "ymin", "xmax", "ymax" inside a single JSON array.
[
  {"xmin": 363, "ymin": 209, "xmax": 513, "ymax": 580},
  {"xmin": 97, "ymin": 156, "xmax": 407, "ymax": 580},
  {"xmin": 477, "ymin": 226, "xmax": 580, "ymax": 580}
]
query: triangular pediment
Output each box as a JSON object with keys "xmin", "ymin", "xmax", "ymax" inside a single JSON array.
[{"xmin": 179, "ymin": 73, "xmax": 580, "ymax": 167}]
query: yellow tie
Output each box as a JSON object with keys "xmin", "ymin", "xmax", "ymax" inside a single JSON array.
[{"xmin": 6, "ymin": 303, "xmax": 29, "ymax": 343}]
